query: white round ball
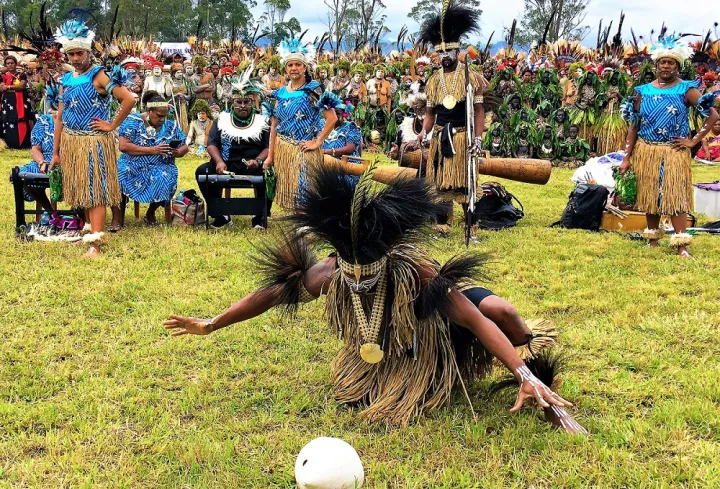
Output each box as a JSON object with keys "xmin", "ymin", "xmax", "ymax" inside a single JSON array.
[{"xmin": 295, "ymin": 437, "xmax": 364, "ymax": 489}]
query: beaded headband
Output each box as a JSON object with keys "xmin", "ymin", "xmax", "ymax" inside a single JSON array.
[
  {"xmin": 146, "ymin": 101, "xmax": 168, "ymax": 108},
  {"xmin": 337, "ymin": 256, "xmax": 387, "ymax": 281}
]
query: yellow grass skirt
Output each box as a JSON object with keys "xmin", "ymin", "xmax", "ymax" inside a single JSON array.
[
  {"xmin": 273, "ymin": 136, "xmax": 322, "ymax": 209},
  {"xmin": 631, "ymin": 139, "xmax": 692, "ymax": 216},
  {"xmin": 60, "ymin": 130, "xmax": 121, "ymax": 208},
  {"xmin": 426, "ymin": 129, "xmax": 472, "ymax": 202}
]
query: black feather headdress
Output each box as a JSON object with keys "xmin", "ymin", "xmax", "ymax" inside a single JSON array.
[
  {"xmin": 418, "ymin": 1, "xmax": 480, "ymax": 51},
  {"xmin": 288, "ymin": 165, "xmax": 447, "ymax": 265}
]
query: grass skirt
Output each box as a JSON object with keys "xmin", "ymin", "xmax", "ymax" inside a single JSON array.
[
  {"xmin": 60, "ymin": 130, "xmax": 121, "ymax": 208},
  {"xmin": 327, "ymin": 246, "xmax": 492, "ymax": 426},
  {"xmin": 596, "ymin": 112, "xmax": 627, "ymax": 155},
  {"xmin": 631, "ymin": 139, "xmax": 692, "ymax": 216},
  {"xmin": 426, "ymin": 130, "xmax": 472, "ymax": 202},
  {"xmin": 273, "ymin": 136, "xmax": 322, "ymax": 209}
]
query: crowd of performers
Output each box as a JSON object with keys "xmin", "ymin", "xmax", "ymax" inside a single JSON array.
[{"xmin": 6, "ymin": 3, "xmax": 720, "ymax": 433}]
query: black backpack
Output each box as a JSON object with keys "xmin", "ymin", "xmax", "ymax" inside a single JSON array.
[
  {"xmin": 471, "ymin": 182, "xmax": 524, "ymax": 230},
  {"xmin": 553, "ymin": 183, "xmax": 609, "ymax": 231}
]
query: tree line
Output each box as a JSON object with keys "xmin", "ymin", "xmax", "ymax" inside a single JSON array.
[{"xmin": 0, "ymin": 0, "xmax": 590, "ymax": 50}]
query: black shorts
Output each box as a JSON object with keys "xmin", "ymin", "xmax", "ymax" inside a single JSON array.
[{"xmin": 462, "ymin": 286, "xmax": 495, "ymax": 306}]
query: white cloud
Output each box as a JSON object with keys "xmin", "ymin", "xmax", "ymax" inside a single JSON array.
[{"xmin": 251, "ymin": 0, "xmax": 720, "ymax": 47}]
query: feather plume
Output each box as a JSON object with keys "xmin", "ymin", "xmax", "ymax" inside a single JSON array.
[
  {"xmin": 350, "ymin": 159, "xmax": 379, "ymax": 264},
  {"xmin": 288, "ymin": 164, "xmax": 448, "ymax": 264},
  {"xmin": 418, "ymin": 2, "xmax": 480, "ymax": 47}
]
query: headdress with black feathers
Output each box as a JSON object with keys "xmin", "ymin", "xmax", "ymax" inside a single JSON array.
[
  {"xmin": 288, "ymin": 164, "xmax": 447, "ymax": 265},
  {"xmin": 418, "ymin": 1, "xmax": 480, "ymax": 51}
]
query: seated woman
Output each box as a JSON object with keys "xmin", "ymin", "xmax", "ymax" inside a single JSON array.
[
  {"xmin": 697, "ymin": 119, "xmax": 720, "ymax": 162},
  {"xmin": 322, "ymin": 102, "xmax": 362, "ymax": 161},
  {"xmin": 118, "ymin": 91, "xmax": 188, "ymax": 226},
  {"xmin": 195, "ymin": 70, "xmax": 271, "ymax": 230},
  {"xmin": 185, "ymin": 99, "xmax": 212, "ymax": 157},
  {"xmin": 15, "ymin": 84, "xmax": 59, "ymax": 211}
]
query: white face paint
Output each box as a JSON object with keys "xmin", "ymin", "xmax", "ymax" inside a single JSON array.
[
  {"xmin": 375, "ymin": 70, "xmax": 384, "ymax": 79},
  {"xmin": 198, "ymin": 112, "xmax": 207, "ymax": 121},
  {"xmin": 575, "ymin": 68, "xmax": 583, "ymax": 79},
  {"xmin": 211, "ymin": 110, "xmax": 220, "ymax": 119},
  {"xmin": 439, "ymin": 50, "xmax": 458, "ymax": 64},
  {"xmin": 320, "ymin": 70, "xmax": 327, "ymax": 78},
  {"xmin": 127, "ymin": 69, "xmax": 136, "ymax": 75},
  {"xmin": 184, "ymin": 66, "xmax": 194, "ymax": 75},
  {"xmin": 174, "ymin": 71, "xmax": 183, "ymax": 80},
  {"xmin": 257, "ymin": 69, "xmax": 265, "ymax": 77},
  {"xmin": 354, "ymin": 74, "xmax": 362, "ymax": 82},
  {"xmin": 269, "ymin": 67, "xmax": 277, "ymax": 75},
  {"xmin": 153, "ymin": 67, "xmax": 162, "ymax": 76}
]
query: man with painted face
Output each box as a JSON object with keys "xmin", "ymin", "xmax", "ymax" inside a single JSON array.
[
  {"xmin": 195, "ymin": 66, "xmax": 272, "ymax": 230},
  {"xmin": 171, "ymin": 64, "xmax": 190, "ymax": 134},
  {"xmin": 418, "ymin": 3, "xmax": 486, "ymax": 232},
  {"xmin": 120, "ymin": 58, "xmax": 144, "ymax": 105},
  {"xmin": 365, "ymin": 65, "xmax": 392, "ymax": 112},
  {"xmin": 142, "ymin": 62, "xmax": 172, "ymax": 104},
  {"xmin": 346, "ymin": 68, "xmax": 367, "ymax": 107}
]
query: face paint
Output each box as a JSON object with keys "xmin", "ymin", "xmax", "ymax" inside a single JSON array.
[
  {"xmin": 153, "ymin": 67, "xmax": 162, "ymax": 76},
  {"xmin": 375, "ymin": 70, "xmax": 384, "ymax": 79},
  {"xmin": 257, "ymin": 69, "xmax": 265, "ymax": 77},
  {"xmin": 269, "ymin": 67, "xmax": 277, "ymax": 75},
  {"xmin": 211, "ymin": 110, "xmax": 220, "ymax": 119},
  {"xmin": 354, "ymin": 74, "xmax": 362, "ymax": 82},
  {"xmin": 198, "ymin": 112, "xmax": 207, "ymax": 122},
  {"xmin": 174, "ymin": 71, "xmax": 183, "ymax": 80},
  {"xmin": 439, "ymin": 50, "xmax": 458, "ymax": 63},
  {"xmin": 185, "ymin": 66, "xmax": 194, "ymax": 75}
]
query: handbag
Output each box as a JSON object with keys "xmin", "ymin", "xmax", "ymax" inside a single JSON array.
[
  {"xmin": 171, "ymin": 189, "xmax": 206, "ymax": 225},
  {"xmin": 48, "ymin": 166, "xmax": 63, "ymax": 202}
]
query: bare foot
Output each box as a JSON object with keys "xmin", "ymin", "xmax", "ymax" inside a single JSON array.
[
  {"xmin": 543, "ymin": 405, "xmax": 588, "ymax": 435},
  {"xmin": 83, "ymin": 245, "xmax": 101, "ymax": 258},
  {"xmin": 677, "ymin": 247, "xmax": 692, "ymax": 258},
  {"xmin": 108, "ymin": 220, "xmax": 123, "ymax": 233},
  {"xmin": 647, "ymin": 239, "xmax": 660, "ymax": 247}
]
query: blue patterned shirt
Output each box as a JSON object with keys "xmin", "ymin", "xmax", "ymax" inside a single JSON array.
[
  {"xmin": 635, "ymin": 80, "xmax": 698, "ymax": 143},
  {"xmin": 322, "ymin": 121, "xmax": 362, "ymax": 156},
  {"xmin": 60, "ymin": 66, "xmax": 112, "ymax": 131},
  {"xmin": 271, "ymin": 80, "xmax": 342, "ymax": 141},
  {"xmin": 30, "ymin": 114, "xmax": 55, "ymax": 161}
]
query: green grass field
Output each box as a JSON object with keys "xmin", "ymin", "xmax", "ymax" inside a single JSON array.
[{"xmin": 2, "ymin": 149, "xmax": 720, "ymax": 488}]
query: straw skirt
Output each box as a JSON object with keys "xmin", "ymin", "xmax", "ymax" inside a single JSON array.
[
  {"xmin": 631, "ymin": 139, "xmax": 692, "ymax": 216},
  {"xmin": 273, "ymin": 136, "xmax": 322, "ymax": 209},
  {"xmin": 60, "ymin": 130, "xmax": 121, "ymax": 208}
]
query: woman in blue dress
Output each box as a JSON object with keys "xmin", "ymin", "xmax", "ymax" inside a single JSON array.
[
  {"xmin": 118, "ymin": 91, "xmax": 188, "ymax": 226},
  {"xmin": 322, "ymin": 102, "xmax": 363, "ymax": 160},
  {"xmin": 50, "ymin": 14, "xmax": 136, "ymax": 258},
  {"xmin": 17, "ymin": 84, "xmax": 59, "ymax": 211},
  {"xmin": 264, "ymin": 38, "xmax": 341, "ymax": 209},
  {"xmin": 620, "ymin": 35, "xmax": 718, "ymax": 257}
]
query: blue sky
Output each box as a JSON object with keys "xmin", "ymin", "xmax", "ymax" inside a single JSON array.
[{"xmin": 250, "ymin": 0, "xmax": 719, "ymax": 48}]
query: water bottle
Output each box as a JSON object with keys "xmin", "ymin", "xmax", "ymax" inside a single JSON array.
[{"xmin": 40, "ymin": 211, "xmax": 50, "ymax": 226}]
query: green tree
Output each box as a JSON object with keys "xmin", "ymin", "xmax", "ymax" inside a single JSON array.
[
  {"xmin": 407, "ymin": 0, "xmax": 478, "ymax": 30},
  {"xmin": 515, "ymin": 0, "xmax": 591, "ymax": 47}
]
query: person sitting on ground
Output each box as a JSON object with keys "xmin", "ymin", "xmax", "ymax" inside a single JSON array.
[
  {"xmin": 117, "ymin": 91, "xmax": 188, "ymax": 226},
  {"xmin": 697, "ymin": 119, "xmax": 720, "ymax": 162},
  {"xmin": 322, "ymin": 102, "xmax": 362, "ymax": 161},
  {"xmin": 195, "ymin": 69, "xmax": 271, "ymax": 230}
]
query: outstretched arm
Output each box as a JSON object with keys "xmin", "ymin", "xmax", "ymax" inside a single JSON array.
[{"xmin": 163, "ymin": 256, "xmax": 336, "ymax": 336}]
